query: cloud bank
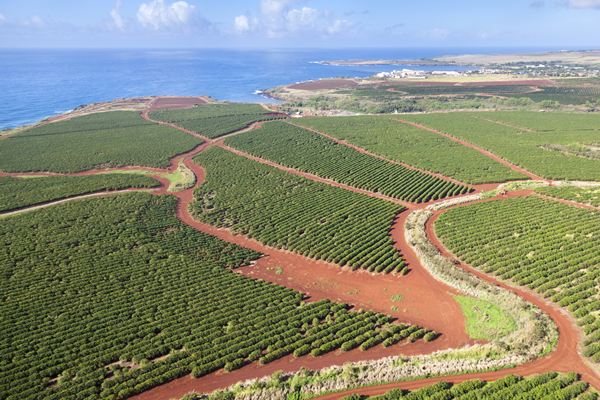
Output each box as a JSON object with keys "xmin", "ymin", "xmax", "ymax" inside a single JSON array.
[
  {"xmin": 137, "ymin": 0, "xmax": 205, "ymax": 32},
  {"xmin": 233, "ymin": 0, "xmax": 356, "ymax": 38}
]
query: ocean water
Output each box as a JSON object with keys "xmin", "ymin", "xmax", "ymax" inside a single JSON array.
[{"xmin": 0, "ymin": 47, "xmax": 582, "ymax": 130}]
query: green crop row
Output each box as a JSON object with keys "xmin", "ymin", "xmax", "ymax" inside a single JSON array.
[
  {"xmin": 0, "ymin": 192, "xmax": 408, "ymax": 400},
  {"xmin": 0, "ymin": 111, "xmax": 203, "ymax": 173},
  {"xmin": 435, "ymin": 196, "xmax": 600, "ymax": 363},
  {"xmin": 465, "ymin": 111, "xmax": 600, "ymax": 131},
  {"xmin": 0, "ymin": 174, "xmax": 160, "ymax": 213},
  {"xmin": 401, "ymin": 112, "xmax": 600, "ymax": 181},
  {"xmin": 291, "ymin": 116, "xmax": 525, "ymax": 185},
  {"xmin": 177, "ymin": 114, "xmax": 285, "ymax": 139},
  {"xmin": 192, "ymin": 146, "xmax": 407, "ymax": 273},
  {"xmin": 225, "ymin": 121, "xmax": 470, "ymax": 199},
  {"xmin": 365, "ymin": 372, "xmax": 589, "ymax": 400},
  {"xmin": 535, "ymin": 185, "xmax": 600, "ymax": 207},
  {"xmin": 148, "ymin": 103, "xmax": 274, "ymax": 123}
]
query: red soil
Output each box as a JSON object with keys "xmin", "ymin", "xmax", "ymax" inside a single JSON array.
[
  {"xmin": 149, "ymin": 96, "xmax": 207, "ymax": 110},
  {"xmin": 288, "ymin": 79, "xmax": 359, "ymax": 91}
]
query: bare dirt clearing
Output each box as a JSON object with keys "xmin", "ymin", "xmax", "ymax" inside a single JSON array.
[
  {"xmin": 149, "ymin": 96, "xmax": 209, "ymax": 110},
  {"xmin": 288, "ymin": 79, "xmax": 359, "ymax": 90}
]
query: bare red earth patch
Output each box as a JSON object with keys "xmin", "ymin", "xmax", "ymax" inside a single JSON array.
[
  {"xmin": 288, "ymin": 79, "xmax": 359, "ymax": 90},
  {"xmin": 149, "ymin": 96, "xmax": 207, "ymax": 110}
]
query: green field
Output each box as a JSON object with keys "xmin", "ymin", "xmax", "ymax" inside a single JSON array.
[
  {"xmin": 148, "ymin": 103, "xmax": 274, "ymax": 122},
  {"xmin": 535, "ymin": 185, "xmax": 600, "ymax": 207},
  {"xmin": 176, "ymin": 114, "xmax": 285, "ymax": 138},
  {"xmin": 192, "ymin": 146, "xmax": 407, "ymax": 273},
  {"xmin": 453, "ymin": 296, "xmax": 517, "ymax": 340},
  {"xmin": 148, "ymin": 103, "xmax": 285, "ymax": 139},
  {"xmin": 465, "ymin": 111, "xmax": 600, "ymax": 131},
  {"xmin": 225, "ymin": 120, "xmax": 469, "ymax": 200},
  {"xmin": 435, "ymin": 196, "xmax": 600, "ymax": 361},
  {"xmin": 0, "ymin": 174, "xmax": 160, "ymax": 213},
  {"xmin": 291, "ymin": 116, "xmax": 527, "ymax": 184},
  {"xmin": 400, "ymin": 113, "xmax": 600, "ymax": 181},
  {"xmin": 0, "ymin": 111, "xmax": 203, "ymax": 173},
  {"xmin": 363, "ymin": 372, "xmax": 592, "ymax": 400},
  {"xmin": 0, "ymin": 192, "xmax": 417, "ymax": 400}
]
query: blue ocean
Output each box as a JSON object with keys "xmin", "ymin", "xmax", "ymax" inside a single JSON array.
[{"xmin": 0, "ymin": 47, "xmax": 582, "ymax": 130}]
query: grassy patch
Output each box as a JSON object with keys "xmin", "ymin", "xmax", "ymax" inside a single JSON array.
[
  {"xmin": 167, "ymin": 159, "xmax": 196, "ymax": 192},
  {"xmin": 453, "ymin": 295, "xmax": 517, "ymax": 340},
  {"xmin": 99, "ymin": 160, "xmax": 196, "ymax": 192},
  {"xmin": 390, "ymin": 294, "xmax": 404, "ymax": 302}
]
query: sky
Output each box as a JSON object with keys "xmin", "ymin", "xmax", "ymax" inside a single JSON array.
[{"xmin": 0, "ymin": 0, "xmax": 599, "ymax": 49}]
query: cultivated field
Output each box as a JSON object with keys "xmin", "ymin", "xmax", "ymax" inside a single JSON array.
[{"xmin": 2, "ymin": 97, "xmax": 600, "ymax": 400}]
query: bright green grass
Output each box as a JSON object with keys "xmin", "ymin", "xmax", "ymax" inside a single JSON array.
[{"xmin": 453, "ymin": 295, "xmax": 517, "ymax": 340}]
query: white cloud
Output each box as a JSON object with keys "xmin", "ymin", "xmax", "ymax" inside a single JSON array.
[
  {"xmin": 233, "ymin": 0, "xmax": 355, "ymax": 38},
  {"xmin": 0, "ymin": 13, "xmax": 6, "ymax": 24},
  {"xmin": 419, "ymin": 28, "xmax": 451, "ymax": 40},
  {"xmin": 384, "ymin": 23, "xmax": 404, "ymax": 35},
  {"xmin": 234, "ymin": 15, "xmax": 249, "ymax": 33},
  {"xmin": 29, "ymin": 15, "xmax": 47, "ymax": 29},
  {"xmin": 477, "ymin": 30, "xmax": 503, "ymax": 40},
  {"xmin": 286, "ymin": 7, "xmax": 320, "ymax": 32},
  {"xmin": 565, "ymin": 0, "xmax": 600, "ymax": 7},
  {"xmin": 260, "ymin": 0, "xmax": 304, "ymax": 16},
  {"xmin": 110, "ymin": 0, "xmax": 126, "ymax": 31},
  {"xmin": 326, "ymin": 19, "xmax": 354, "ymax": 35},
  {"xmin": 137, "ymin": 0, "xmax": 197, "ymax": 31}
]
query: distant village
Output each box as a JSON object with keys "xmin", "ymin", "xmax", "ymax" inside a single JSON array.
[
  {"xmin": 375, "ymin": 69, "xmax": 464, "ymax": 79},
  {"xmin": 374, "ymin": 64, "xmax": 599, "ymax": 80}
]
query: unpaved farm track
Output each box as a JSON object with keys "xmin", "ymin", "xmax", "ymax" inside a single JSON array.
[{"xmin": 4, "ymin": 98, "xmax": 599, "ymax": 399}]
